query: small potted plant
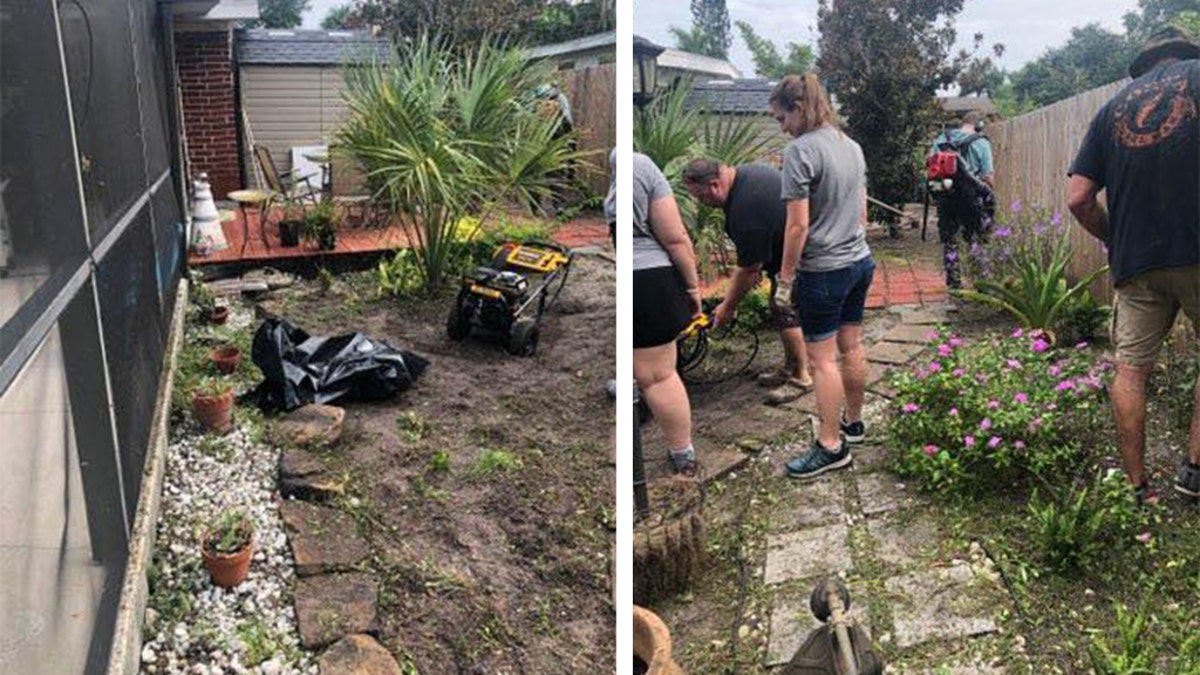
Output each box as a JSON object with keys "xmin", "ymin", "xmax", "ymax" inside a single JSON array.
[
  {"xmin": 190, "ymin": 273, "xmax": 228, "ymax": 324},
  {"xmin": 304, "ymin": 200, "xmax": 337, "ymax": 251},
  {"xmin": 191, "ymin": 376, "xmax": 234, "ymax": 434},
  {"xmin": 200, "ymin": 510, "xmax": 254, "ymax": 588},
  {"xmin": 210, "ymin": 344, "xmax": 241, "ymax": 374},
  {"xmin": 277, "ymin": 196, "xmax": 306, "ymax": 248}
]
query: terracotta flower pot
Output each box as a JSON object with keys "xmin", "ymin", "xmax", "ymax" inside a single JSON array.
[
  {"xmin": 633, "ymin": 606, "xmax": 685, "ymax": 675},
  {"xmin": 210, "ymin": 345, "xmax": 241, "ymax": 374},
  {"xmin": 208, "ymin": 306, "xmax": 229, "ymax": 325},
  {"xmin": 192, "ymin": 389, "xmax": 234, "ymax": 434},
  {"xmin": 201, "ymin": 535, "xmax": 254, "ymax": 588}
]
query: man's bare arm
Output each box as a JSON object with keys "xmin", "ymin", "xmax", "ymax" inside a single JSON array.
[{"xmin": 1066, "ymin": 174, "xmax": 1110, "ymax": 244}]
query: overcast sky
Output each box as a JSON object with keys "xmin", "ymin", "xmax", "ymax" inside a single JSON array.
[{"xmin": 302, "ymin": 0, "xmax": 1140, "ymax": 77}]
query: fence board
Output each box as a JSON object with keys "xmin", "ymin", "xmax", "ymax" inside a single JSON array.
[
  {"xmin": 559, "ymin": 63, "xmax": 615, "ymax": 198},
  {"xmin": 990, "ymin": 80, "xmax": 1128, "ymax": 303}
]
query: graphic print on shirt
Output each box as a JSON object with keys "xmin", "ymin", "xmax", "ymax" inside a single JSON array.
[{"xmin": 1114, "ymin": 73, "xmax": 1197, "ymax": 149}]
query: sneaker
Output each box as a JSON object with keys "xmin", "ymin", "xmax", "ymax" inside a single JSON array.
[
  {"xmin": 840, "ymin": 415, "xmax": 866, "ymax": 444},
  {"xmin": 1175, "ymin": 461, "xmax": 1200, "ymax": 499},
  {"xmin": 786, "ymin": 440, "xmax": 852, "ymax": 480},
  {"xmin": 756, "ymin": 370, "xmax": 789, "ymax": 388}
]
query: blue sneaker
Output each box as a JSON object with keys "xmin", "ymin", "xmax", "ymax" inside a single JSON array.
[
  {"xmin": 840, "ymin": 415, "xmax": 866, "ymax": 445},
  {"xmin": 786, "ymin": 440, "xmax": 852, "ymax": 480}
]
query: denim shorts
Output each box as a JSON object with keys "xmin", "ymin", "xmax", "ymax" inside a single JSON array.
[{"xmin": 792, "ymin": 256, "xmax": 876, "ymax": 342}]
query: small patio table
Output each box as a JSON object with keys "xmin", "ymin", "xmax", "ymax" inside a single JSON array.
[{"xmin": 228, "ymin": 189, "xmax": 274, "ymax": 255}]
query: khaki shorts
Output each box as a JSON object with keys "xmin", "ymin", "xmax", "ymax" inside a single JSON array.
[{"xmin": 1112, "ymin": 265, "xmax": 1200, "ymax": 365}]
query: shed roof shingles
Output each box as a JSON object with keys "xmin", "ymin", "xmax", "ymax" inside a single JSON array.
[{"xmin": 237, "ymin": 29, "xmax": 390, "ymax": 66}]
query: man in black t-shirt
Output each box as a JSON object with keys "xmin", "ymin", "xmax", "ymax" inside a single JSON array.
[
  {"xmin": 1066, "ymin": 25, "xmax": 1200, "ymax": 504},
  {"xmin": 683, "ymin": 158, "xmax": 813, "ymax": 404}
]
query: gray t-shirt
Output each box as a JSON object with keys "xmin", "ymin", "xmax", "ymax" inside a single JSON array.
[
  {"xmin": 632, "ymin": 152, "xmax": 674, "ymax": 271},
  {"xmin": 780, "ymin": 126, "xmax": 871, "ymax": 272}
]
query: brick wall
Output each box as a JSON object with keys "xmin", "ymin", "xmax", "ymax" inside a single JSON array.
[{"xmin": 175, "ymin": 30, "xmax": 240, "ymax": 197}]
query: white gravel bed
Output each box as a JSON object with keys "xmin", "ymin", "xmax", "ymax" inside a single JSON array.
[{"xmin": 141, "ymin": 304, "xmax": 316, "ymax": 675}]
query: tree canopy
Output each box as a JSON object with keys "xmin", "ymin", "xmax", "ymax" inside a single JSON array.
[
  {"xmin": 247, "ymin": 0, "xmax": 311, "ymax": 29},
  {"xmin": 670, "ymin": 0, "xmax": 732, "ymax": 59},
  {"xmin": 338, "ymin": 0, "xmax": 612, "ymax": 45},
  {"xmin": 321, "ymin": 3, "xmax": 353, "ymax": 29},
  {"xmin": 735, "ymin": 21, "xmax": 814, "ymax": 79}
]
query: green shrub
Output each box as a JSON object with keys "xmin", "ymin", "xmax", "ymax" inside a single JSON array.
[
  {"xmin": 1028, "ymin": 482, "xmax": 1107, "ymax": 574},
  {"xmin": 1088, "ymin": 603, "xmax": 1158, "ymax": 675},
  {"xmin": 1057, "ymin": 289, "xmax": 1111, "ymax": 345},
  {"xmin": 887, "ymin": 328, "xmax": 1111, "ymax": 495},
  {"xmin": 731, "ymin": 283, "xmax": 773, "ymax": 332},
  {"xmin": 376, "ymin": 250, "xmax": 425, "ymax": 298}
]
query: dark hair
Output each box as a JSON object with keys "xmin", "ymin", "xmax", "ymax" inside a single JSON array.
[
  {"xmin": 682, "ymin": 158, "xmax": 723, "ymax": 184},
  {"xmin": 962, "ymin": 111, "xmax": 981, "ymax": 126},
  {"xmin": 768, "ymin": 72, "xmax": 840, "ymax": 133}
]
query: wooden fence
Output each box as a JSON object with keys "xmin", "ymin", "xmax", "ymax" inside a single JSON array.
[
  {"xmin": 560, "ymin": 63, "xmax": 616, "ymax": 198},
  {"xmin": 988, "ymin": 79, "xmax": 1128, "ymax": 303}
]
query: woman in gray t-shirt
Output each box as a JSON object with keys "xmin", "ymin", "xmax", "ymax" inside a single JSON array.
[
  {"xmin": 630, "ymin": 153, "xmax": 702, "ymax": 474},
  {"xmin": 769, "ymin": 73, "xmax": 876, "ymax": 482}
]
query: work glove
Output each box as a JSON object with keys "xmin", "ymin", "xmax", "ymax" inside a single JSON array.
[{"xmin": 774, "ymin": 277, "xmax": 794, "ymax": 308}]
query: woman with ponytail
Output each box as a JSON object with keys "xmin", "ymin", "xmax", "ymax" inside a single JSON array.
[{"xmin": 769, "ymin": 72, "xmax": 876, "ymax": 481}]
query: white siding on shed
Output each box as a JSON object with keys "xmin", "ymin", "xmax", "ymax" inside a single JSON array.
[{"xmin": 240, "ymin": 65, "xmax": 355, "ymax": 192}]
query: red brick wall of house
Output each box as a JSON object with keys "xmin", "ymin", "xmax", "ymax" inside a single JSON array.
[{"xmin": 175, "ymin": 30, "xmax": 241, "ymax": 197}]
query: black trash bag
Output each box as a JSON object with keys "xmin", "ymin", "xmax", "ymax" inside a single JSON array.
[{"xmin": 248, "ymin": 318, "xmax": 429, "ymax": 412}]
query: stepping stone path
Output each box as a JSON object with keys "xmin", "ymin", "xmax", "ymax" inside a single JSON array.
[
  {"xmin": 294, "ymin": 572, "xmax": 380, "ymax": 649},
  {"xmin": 275, "ymin": 403, "xmax": 346, "ymax": 447},
  {"xmin": 279, "ymin": 500, "xmax": 370, "ymax": 576},
  {"xmin": 279, "ymin": 448, "xmax": 347, "ymax": 501},
  {"xmin": 318, "ymin": 634, "xmax": 405, "ymax": 674},
  {"xmin": 760, "ymin": 314, "xmax": 1018, "ymax": 671}
]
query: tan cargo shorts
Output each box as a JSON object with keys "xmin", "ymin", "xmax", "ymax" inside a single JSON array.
[{"xmin": 1111, "ymin": 265, "xmax": 1200, "ymax": 365}]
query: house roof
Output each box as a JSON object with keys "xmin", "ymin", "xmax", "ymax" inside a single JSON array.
[
  {"xmin": 684, "ymin": 79, "xmax": 775, "ymax": 114},
  {"xmin": 938, "ymin": 95, "xmax": 998, "ymax": 115},
  {"xmin": 236, "ymin": 29, "xmax": 390, "ymax": 66},
  {"xmin": 526, "ymin": 31, "xmax": 615, "ymax": 60},
  {"xmin": 172, "ymin": 0, "xmax": 259, "ymax": 22},
  {"xmin": 658, "ymin": 49, "xmax": 742, "ymax": 80}
]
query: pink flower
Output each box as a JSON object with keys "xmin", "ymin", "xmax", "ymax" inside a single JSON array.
[
  {"xmin": 1006, "ymin": 359, "xmax": 1023, "ymax": 370},
  {"xmin": 1014, "ymin": 440, "xmax": 1027, "ymax": 451},
  {"xmin": 949, "ymin": 337, "xmax": 962, "ymax": 348},
  {"xmin": 1075, "ymin": 341, "xmax": 1089, "ymax": 350},
  {"xmin": 1136, "ymin": 531, "xmax": 1153, "ymax": 544},
  {"xmin": 929, "ymin": 361, "xmax": 942, "ymax": 373},
  {"xmin": 1014, "ymin": 392, "xmax": 1029, "ymax": 404},
  {"xmin": 987, "ymin": 436, "xmax": 1002, "ymax": 448},
  {"xmin": 987, "ymin": 400, "xmax": 1000, "ymax": 410},
  {"xmin": 980, "ymin": 418, "xmax": 993, "ymax": 430},
  {"xmin": 964, "ymin": 435, "xmax": 977, "ymax": 447},
  {"xmin": 1049, "ymin": 365, "xmax": 1061, "ymax": 377},
  {"xmin": 1056, "ymin": 380, "xmax": 1075, "ymax": 391},
  {"xmin": 927, "ymin": 330, "xmax": 941, "ymax": 340},
  {"xmin": 949, "ymin": 407, "xmax": 959, "ymax": 416},
  {"xmin": 937, "ymin": 344, "xmax": 953, "ymax": 357},
  {"xmin": 1032, "ymin": 339, "xmax": 1050, "ymax": 353},
  {"xmin": 923, "ymin": 444, "xmax": 939, "ymax": 457},
  {"xmin": 1011, "ymin": 328, "xmax": 1024, "ymax": 339},
  {"xmin": 902, "ymin": 403, "xmax": 920, "ymax": 414},
  {"xmin": 952, "ymin": 368, "xmax": 965, "ymax": 377}
]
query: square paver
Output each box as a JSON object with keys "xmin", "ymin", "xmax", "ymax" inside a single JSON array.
[
  {"xmin": 882, "ymin": 324, "xmax": 943, "ymax": 345},
  {"xmin": 884, "ymin": 563, "xmax": 1002, "ymax": 648},
  {"xmin": 770, "ymin": 476, "xmax": 846, "ymax": 533},
  {"xmin": 765, "ymin": 586, "xmax": 869, "ymax": 666},
  {"xmin": 865, "ymin": 513, "xmax": 940, "ymax": 568},
  {"xmin": 869, "ymin": 341, "xmax": 925, "ymax": 366},
  {"xmin": 850, "ymin": 445, "xmax": 891, "ymax": 474},
  {"xmin": 856, "ymin": 473, "xmax": 913, "ymax": 516},
  {"xmin": 900, "ymin": 309, "xmax": 950, "ymax": 325},
  {"xmin": 763, "ymin": 524, "xmax": 852, "ymax": 585}
]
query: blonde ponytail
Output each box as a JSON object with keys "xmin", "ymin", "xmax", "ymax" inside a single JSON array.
[{"xmin": 769, "ymin": 72, "xmax": 840, "ymax": 134}]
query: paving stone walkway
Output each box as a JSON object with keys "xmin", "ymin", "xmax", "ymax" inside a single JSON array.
[{"xmin": 761, "ymin": 304, "xmax": 1020, "ymax": 673}]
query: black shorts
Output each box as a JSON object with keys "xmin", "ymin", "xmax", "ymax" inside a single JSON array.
[{"xmin": 634, "ymin": 266, "xmax": 694, "ymax": 348}]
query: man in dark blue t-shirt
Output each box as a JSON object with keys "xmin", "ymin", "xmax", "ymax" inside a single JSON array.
[
  {"xmin": 1066, "ymin": 25, "xmax": 1200, "ymax": 504},
  {"xmin": 683, "ymin": 158, "xmax": 813, "ymax": 404}
]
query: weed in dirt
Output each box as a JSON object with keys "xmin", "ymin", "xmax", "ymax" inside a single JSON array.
[
  {"xmin": 236, "ymin": 617, "xmax": 295, "ymax": 666},
  {"xmin": 397, "ymin": 411, "xmax": 428, "ymax": 444},
  {"xmin": 196, "ymin": 435, "xmax": 233, "ymax": 461},
  {"xmin": 317, "ymin": 267, "xmax": 335, "ymax": 294},
  {"xmin": 471, "ymin": 449, "xmax": 523, "ymax": 476},
  {"xmin": 428, "ymin": 449, "xmax": 452, "ymax": 473},
  {"xmin": 410, "ymin": 474, "xmax": 449, "ymax": 502}
]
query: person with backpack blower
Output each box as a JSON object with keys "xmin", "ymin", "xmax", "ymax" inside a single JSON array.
[{"xmin": 925, "ymin": 111, "xmax": 995, "ymax": 289}]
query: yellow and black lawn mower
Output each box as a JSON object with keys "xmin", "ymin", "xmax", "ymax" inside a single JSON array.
[{"xmin": 446, "ymin": 240, "xmax": 574, "ymax": 356}]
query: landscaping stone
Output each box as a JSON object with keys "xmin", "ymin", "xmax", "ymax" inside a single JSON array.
[
  {"xmin": 275, "ymin": 404, "xmax": 345, "ymax": 447},
  {"xmin": 765, "ymin": 586, "xmax": 869, "ymax": 666},
  {"xmin": 763, "ymin": 524, "xmax": 852, "ymax": 585},
  {"xmin": 317, "ymin": 634, "xmax": 402, "ymax": 675},
  {"xmin": 881, "ymin": 324, "xmax": 942, "ymax": 345},
  {"xmin": 278, "ymin": 500, "xmax": 369, "ymax": 576},
  {"xmin": 884, "ymin": 563, "xmax": 1001, "ymax": 648},
  {"xmin": 294, "ymin": 573, "xmax": 379, "ymax": 650},
  {"xmin": 856, "ymin": 473, "xmax": 913, "ymax": 516},
  {"xmin": 865, "ymin": 513, "xmax": 940, "ymax": 568},
  {"xmin": 278, "ymin": 448, "xmax": 346, "ymax": 502},
  {"xmin": 770, "ymin": 473, "xmax": 845, "ymax": 533},
  {"xmin": 869, "ymin": 341, "xmax": 925, "ymax": 366},
  {"xmin": 899, "ymin": 309, "xmax": 950, "ymax": 325}
]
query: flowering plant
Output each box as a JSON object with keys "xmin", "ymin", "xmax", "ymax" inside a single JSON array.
[
  {"xmin": 957, "ymin": 205, "xmax": 1109, "ymax": 339},
  {"xmin": 887, "ymin": 328, "xmax": 1112, "ymax": 495}
]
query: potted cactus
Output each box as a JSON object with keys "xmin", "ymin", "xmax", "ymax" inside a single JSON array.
[
  {"xmin": 200, "ymin": 510, "xmax": 254, "ymax": 588},
  {"xmin": 191, "ymin": 377, "xmax": 234, "ymax": 434}
]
